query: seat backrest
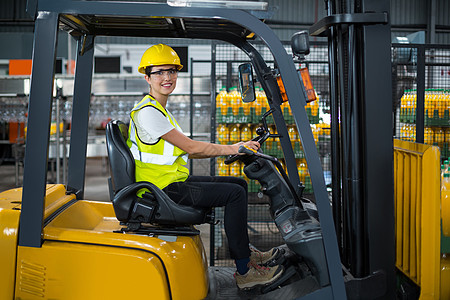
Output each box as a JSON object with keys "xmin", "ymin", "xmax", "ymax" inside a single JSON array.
[
  {"xmin": 105, "ymin": 120, "xmax": 135, "ymax": 194},
  {"xmin": 105, "ymin": 120, "xmax": 214, "ymax": 226}
]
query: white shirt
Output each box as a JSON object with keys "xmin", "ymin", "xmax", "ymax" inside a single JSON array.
[{"xmin": 134, "ymin": 106, "xmax": 176, "ymax": 144}]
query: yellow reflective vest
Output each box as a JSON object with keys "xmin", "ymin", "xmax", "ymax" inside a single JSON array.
[{"xmin": 127, "ymin": 95, "xmax": 189, "ymax": 189}]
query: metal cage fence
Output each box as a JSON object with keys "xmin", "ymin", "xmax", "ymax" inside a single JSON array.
[
  {"xmin": 210, "ymin": 41, "xmax": 331, "ymax": 267},
  {"xmin": 392, "ymin": 44, "xmax": 450, "ymax": 162}
]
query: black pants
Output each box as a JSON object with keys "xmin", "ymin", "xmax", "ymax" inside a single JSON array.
[{"xmin": 163, "ymin": 175, "xmax": 251, "ymax": 260}]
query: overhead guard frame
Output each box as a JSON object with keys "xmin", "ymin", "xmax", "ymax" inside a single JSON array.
[{"xmin": 20, "ymin": 1, "xmax": 346, "ymax": 298}]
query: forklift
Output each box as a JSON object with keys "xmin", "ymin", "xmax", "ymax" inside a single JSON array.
[{"xmin": 0, "ymin": 0, "xmax": 396, "ymax": 299}]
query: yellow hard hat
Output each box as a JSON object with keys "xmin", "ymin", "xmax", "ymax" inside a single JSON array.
[{"xmin": 138, "ymin": 44, "xmax": 183, "ymax": 74}]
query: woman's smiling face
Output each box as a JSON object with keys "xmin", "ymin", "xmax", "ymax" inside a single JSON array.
[{"xmin": 145, "ymin": 64, "xmax": 178, "ymax": 97}]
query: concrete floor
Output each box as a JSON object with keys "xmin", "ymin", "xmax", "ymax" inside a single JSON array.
[{"xmin": 0, "ymin": 157, "xmax": 211, "ymax": 261}]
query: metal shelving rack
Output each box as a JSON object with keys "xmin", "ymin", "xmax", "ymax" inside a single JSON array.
[{"xmin": 208, "ymin": 41, "xmax": 333, "ymax": 267}]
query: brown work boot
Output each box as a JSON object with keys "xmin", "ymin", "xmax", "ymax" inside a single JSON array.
[
  {"xmin": 234, "ymin": 261, "xmax": 284, "ymax": 289},
  {"xmin": 250, "ymin": 246, "xmax": 280, "ymax": 265}
]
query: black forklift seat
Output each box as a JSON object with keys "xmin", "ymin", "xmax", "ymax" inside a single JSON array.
[{"xmin": 105, "ymin": 120, "xmax": 213, "ymax": 229}]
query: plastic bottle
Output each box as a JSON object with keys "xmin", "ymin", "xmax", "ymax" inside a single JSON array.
[
  {"xmin": 270, "ymin": 125, "xmax": 280, "ymax": 152},
  {"xmin": 443, "ymin": 171, "xmax": 450, "ymax": 236},
  {"xmin": 280, "ymin": 101, "xmax": 287, "ymax": 116},
  {"xmin": 260, "ymin": 89, "xmax": 270, "ymax": 116},
  {"xmin": 312, "ymin": 99, "xmax": 319, "ymax": 117},
  {"xmin": 409, "ymin": 91, "xmax": 414, "ymax": 116},
  {"xmin": 403, "ymin": 90, "xmax": 409, "ymax": 119},
  {"xmin": 435, "ymin": 89, "xmax": 440, "ymax": 117},
  {"xmin": 216, "ymin": 87, "xmax": 228, "ymax": 116},
  {"xmin": 217, "ymin": 157, "xmax": 229, "ymax": 176},
  {"xmin": 400, "ymin": 124, "xmax": 406, "ymax": 140},
  {"xmin": 317, "ymin": 123, "xmax": 324, "ymax": 140},
  {"xmin": 437, "ymin": 90, "xmax": 444, "ymax": 118},
  {"xmin": 296, "ymin": 159, "xmax": 301, "ymax": 180},
  {"xmin": 445, "ymin": 90, "xmax": 450, "ymax": 118},
  {"xmin": 252, "ymin": 125, "xmax": 258, "ymax": 140},
  {"xmin": 248, "ymin": 95, "xmax": 256, "ymax": 119},
  {"xmin": 400, "ymin": 92, "xmax": 406, "ymax": 119},
  {"xmin": 310, "ymin": 124, "xmax": 319, "ymax": 144},
  {"xmin": 426, "ymin": 90, "xmax": 437, "ymax": 118},
  {"xmin": 229, "ymin": 161, "xmax": 241, "ymax": 177},
  {"xmin": 446, "ymin": 128, "xmax": 450, "ymax": 148},
  {"xmin": 288, "ymin": 125, "xmax": 298, "ymax": 147},
  {"xmin": 226, "ymin": 86, "xmax": 233, "ymax": 108},
  {"xmin": 217, "ymin": 124, "xmax": 229, "ymax": 145},
  {"xmin": 240, "ymin": 124, "xmax": 252, "ymax": 141},
  {"xmin": 242, "ymin": 97, "xmax": 251, "ymax": 117},
  {"xmin": 436, "ymin": 128, "xmax": 445, "ymax": 148},
  {"xmin": 281, "ymin": 101, "xmax": 290, "ymax": 119},
  {"xmin": 426, "ymin": 89, "xmax": 431, "ymax": 116},
  {"xmin": 297, "ymin": 160, "xmax": 307, "ymax": 183},
  {"xmin": 403, "ymin": 124, "xmax": 409, "ymax": 141},
  {"xmin": 254, "ymin": 87, "xmax": 263, "ymax": 117},
  {"xmin": 425, "ymin": 127, "xmax": 433, "ymax": 145},
  {"xmin": 236, "ymin": 89, "xmax": 244, "ymax": 117},
  {"xmin": 410, "ymin": 124, "xmax": 416, "ymax": 142},
  {"xmin": 229, "ymin": 87, "xmax": 240, "ymax": 117},
  {"xmin": 321, "ymin": 122, "xmax": 331, "ymax": 139},
  {"xmin": 405, "ymin": 91, "xmax": 410, "ymax": 118},
  {"xmin": 406, "ymin": 124, "xmax": 412, "ymax": 141},
  {"xmin": 229, "ymin": 124, "xmax": 241, "ymax": 144}
]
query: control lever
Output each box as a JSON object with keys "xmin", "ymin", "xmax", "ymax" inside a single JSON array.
[
  {"xmin": 255, "ymin": 126, "xmax": 266, "ymax": 136},
  {"xmin": 241, "ymin": 146, "xmax": 304, "ymax": 208}
]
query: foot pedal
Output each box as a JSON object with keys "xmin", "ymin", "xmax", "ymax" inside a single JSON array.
[
  {"xmin": 265, "ymin": 248, "xmax": 286, "ymax": 267},
  {"xmin": 261, "ymin": 265, "xmax": 297, "ymax": 294}
]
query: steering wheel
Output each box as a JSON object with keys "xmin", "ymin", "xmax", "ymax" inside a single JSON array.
[{"xmin": 224, "ymin": 127, "xmax": 270, "ymax": 165}]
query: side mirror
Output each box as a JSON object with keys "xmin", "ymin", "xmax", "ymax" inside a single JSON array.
[
  {"xmin": 238, "ymin": 63, "xmax": 256, "ymax": 103},
  {"xmin": 291, "ymin": 31, "xmax": 310, "ymax": 58}
]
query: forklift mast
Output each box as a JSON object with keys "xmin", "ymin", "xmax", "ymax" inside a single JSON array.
[{"xmin": 311, "ymin": 0, "xmax": 395, "ymax": 298}]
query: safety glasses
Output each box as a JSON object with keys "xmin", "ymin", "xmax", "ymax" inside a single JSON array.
[{"xmin": 149, "ymin": 68, "xmax": 179, "ymax": 78}]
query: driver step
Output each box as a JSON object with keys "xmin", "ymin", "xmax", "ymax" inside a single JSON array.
[{"xmin": 204, "ymin": 266, "xmax": 320, "ymax": 299}]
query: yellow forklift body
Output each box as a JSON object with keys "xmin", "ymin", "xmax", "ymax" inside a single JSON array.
[
  {"xmin": 0, "ymin": 189, "xmax": 21, "ymax": 300},
  {"xmin": 0, "ymin": 184, "xmax": 209, "ymax": 300},
  {"xmin": 393, "ymin": 140, "xmax": 450, "ymax": 299},
  {"xmin": 1, "ymin": 185, "xmax": 75, "ymax": 299},
  {"xmin": 15, "ymin": 243, "xmax": 172, "ymax": 299}
]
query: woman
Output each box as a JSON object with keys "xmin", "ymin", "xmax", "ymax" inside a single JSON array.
[{"xmin": 128, "ymin": 44, "xmax": 283, "ymax": 289}]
